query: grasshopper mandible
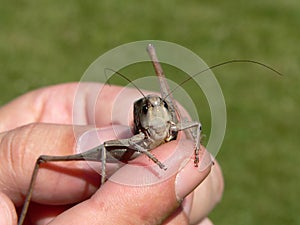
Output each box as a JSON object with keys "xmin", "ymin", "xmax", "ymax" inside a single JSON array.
[{"xmin": 18, "ymin": 44, "xmax": 202, "ymax": 225}]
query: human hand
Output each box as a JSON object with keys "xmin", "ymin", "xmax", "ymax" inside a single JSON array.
[{"xmin": 0, "ymin": 83, "xmax": 223, "ymax": 225}]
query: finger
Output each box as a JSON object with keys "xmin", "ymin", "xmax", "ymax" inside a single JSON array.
[
  {"xmin": 0, "ymin": 83, "xmax": 133, "ymax": 132},
  {"xmin": 171, "ymin": 162, "xmax": 223, "ymax": 225},
  {"xmin": 49, "ymin": 143, "xmax": 212, "ymax": 225},
  {"xmin": 0, "ymin": 191, "xmax": 18, "ymax": 225},
  {"xmin": 189, "ymin": 161, "xmax": 224, "ymax": 224},
  {"xmin": 162, "ymin": 157, "xmax": 223, "ymax": 225},
  {"xmin": 159, "ymin": 194, "xmax": 193, "ymax": 225},
  {"xmin": 0, "ymin": 123, "xmax": 100, "ymax": 206},
  {"xmin": 27, "ymin": 203, "xmax": 71, "ymax": 225},
  {"xmin": 196, "ymin": 218, "xmax": 214, "ymax": 225},
  {"xmin": 0, "ymin": 83, "xmax": 78, "ymax": 132}
]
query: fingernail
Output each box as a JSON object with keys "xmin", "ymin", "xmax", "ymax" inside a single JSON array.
[
  {"xmin": 175, "ymin": 149, "xmax": 212, "ymax": 201},
  {"xmin": 76, "ymin": 128, "xmax": 102, "ymax": 153},
  {"xmin": 75, "ymin": 126, "xmax": 133, "ymax": 173},
  {"xmin": 76, "ymin": 125, "xmax": 132, "ymax": 153},
  {"xmin": 182, "ymin": 194, "xmax": 193, "ymax": 217}
]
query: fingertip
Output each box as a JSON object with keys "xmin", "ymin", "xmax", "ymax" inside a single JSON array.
[
  {"xmin": 0, "ymin": 192, "xmax": 17, "ymax": 225},
  {"xmin": 196, "ymin": 217, "xmax": 214, "ymax": 225},
  {"xmin": 175, "ymin": 148, "xmax": 212, "ymax": 201},
  {"xmin": 189, "ymin": 160, "xmax": 224, "ymax": 224}
]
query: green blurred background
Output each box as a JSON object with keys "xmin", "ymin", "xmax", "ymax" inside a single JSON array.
[{"xmin": 1, "ymin": 0, "xmax": 299, "ymax": 224}]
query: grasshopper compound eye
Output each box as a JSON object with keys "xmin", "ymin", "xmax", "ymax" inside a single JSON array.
[
  {"xmin": 163, "ymin": 100, "xmax": 169, "ymax": 110},
  {"xmin": 142, "ymin": 104, "xmax": 149, "ymax": 114}
]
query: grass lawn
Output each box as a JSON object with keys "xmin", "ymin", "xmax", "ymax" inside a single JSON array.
[{"xmin": 1, "ymin": 0, "xmax": 299, "ymax": 224}]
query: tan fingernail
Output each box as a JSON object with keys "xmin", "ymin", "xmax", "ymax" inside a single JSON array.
[{"xmin": 175, "ymin": 150, "xmax": 212, "ymax": 201}]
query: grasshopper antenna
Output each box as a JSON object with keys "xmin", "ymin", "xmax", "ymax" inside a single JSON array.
[
  {"xmin": 166, "ymin": 59, "xmax": 283, "ymax": 99},
  {"xmin": 104, "ymin": 68, "xmax": 146, "ymax": 98}
]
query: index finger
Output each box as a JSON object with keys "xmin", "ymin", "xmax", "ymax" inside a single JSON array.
[{"xmin": 0, "ymin": 83, "xmax": 140, "ymax": 132}]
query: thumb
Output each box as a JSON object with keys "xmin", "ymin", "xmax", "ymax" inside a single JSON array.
[
  {"xmin": 0, "ymin": 192, "xmax": 17, "ymax": 225},
  {"xmin": 49, "ymin": 139, "xmax": 212, "ymax": 225}
]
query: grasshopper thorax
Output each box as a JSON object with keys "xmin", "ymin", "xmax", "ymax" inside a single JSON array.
[{"xmin": 133, "ymin": 94, "xmax": 177, "ymax": 147}]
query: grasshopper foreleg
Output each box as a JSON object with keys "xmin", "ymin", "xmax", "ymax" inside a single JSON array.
[
  {"xmin": 172, "ymin": 121, "xmax": 202, "ymax": 166},
  {"xmin": 106, "ymin": 133, "xmax": 167, "ymax": 170},
  {"xmin": 128, "ymin": 140, "xmax": 167, "ymax": 170}
]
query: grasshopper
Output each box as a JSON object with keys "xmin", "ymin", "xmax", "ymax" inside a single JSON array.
[
  {"xmin": 18, "ymin": 44, "xmax": 202, "ymax": 225},
  {"xmin": 18, "ymin": 44, "xmax": 282, "ymax": 225}
]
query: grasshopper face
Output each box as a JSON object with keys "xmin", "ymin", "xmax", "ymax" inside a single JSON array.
[{"xmin": 133, "ymin": 94, "xmax": 177, "ymax": 147}]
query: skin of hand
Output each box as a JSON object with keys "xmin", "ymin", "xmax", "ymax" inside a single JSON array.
[{"xmin": 0, "ymin": 83, "xmax": 224, "ymax": 225}]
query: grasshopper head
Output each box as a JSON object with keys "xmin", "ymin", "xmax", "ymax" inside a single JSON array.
[{"xmin": 133, "ymin": 94, "xmax": 176, "ymax": 144}]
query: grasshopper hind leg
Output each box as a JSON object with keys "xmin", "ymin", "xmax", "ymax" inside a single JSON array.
[{"xmin": 18, "ymin": 146, "xmax": 106, "ymax": 225}]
